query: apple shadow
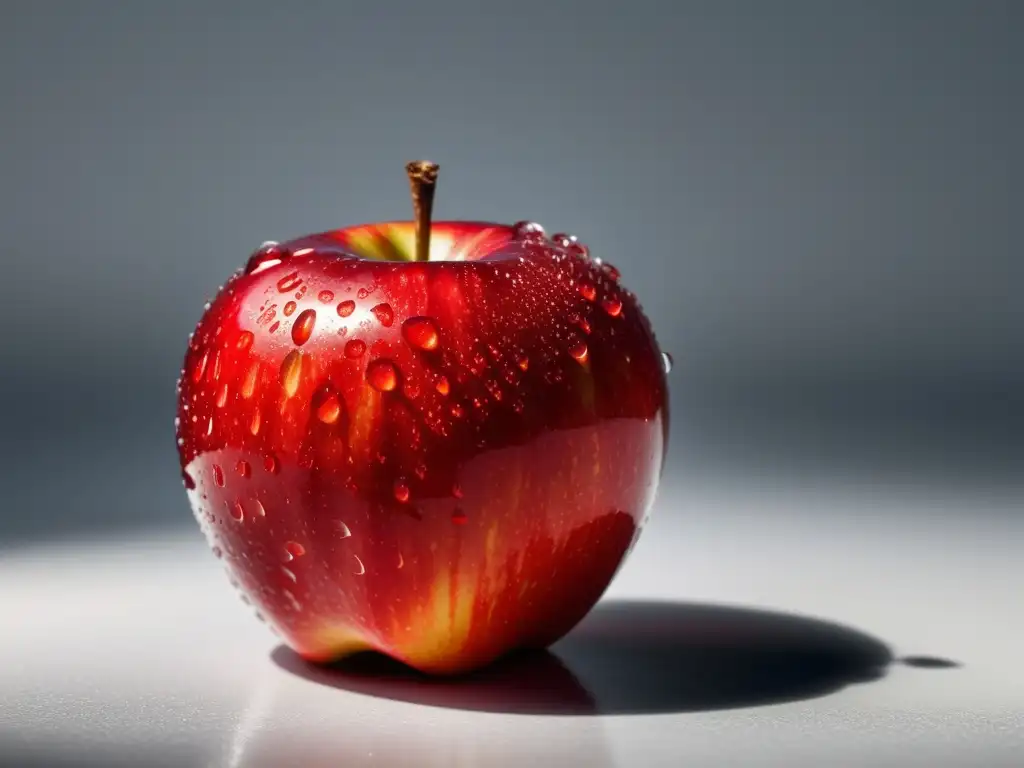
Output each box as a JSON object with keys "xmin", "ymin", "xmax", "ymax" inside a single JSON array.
[{"xmin": 270, "ymin": 599, "xmax": 953, "ymax": 716}]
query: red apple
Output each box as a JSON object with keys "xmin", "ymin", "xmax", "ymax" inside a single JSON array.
[{"xmin": 176, "ymin": 163, "xmax": 669, "ymax": 675}]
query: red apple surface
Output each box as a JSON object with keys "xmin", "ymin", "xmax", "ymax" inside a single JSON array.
[{"xmin": 176, "ymin": 197, "xmax": 669, "ymax": 675}]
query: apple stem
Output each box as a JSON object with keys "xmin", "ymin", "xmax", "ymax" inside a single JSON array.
[{"xmin": 406, "ymin": 161, "xmax": 439, "ymax": 262}]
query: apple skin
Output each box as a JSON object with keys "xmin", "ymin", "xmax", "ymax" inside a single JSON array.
[{"xmin": 176, "ymin": 221, "xmax": 668, "ymax": 675}]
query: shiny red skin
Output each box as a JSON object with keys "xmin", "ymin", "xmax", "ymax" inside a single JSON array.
[{"xmin": 176, "ymin": 221, "xmax": 668, "ymax": 675}]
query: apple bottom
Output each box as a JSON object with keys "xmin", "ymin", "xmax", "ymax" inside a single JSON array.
[
  {"xmin": 291, "ymin": 508, "xmax": 637, "ymax": 675},
  {"xmin": 198, "ymin": 416, "xmax": 662, "ymax": 676}
]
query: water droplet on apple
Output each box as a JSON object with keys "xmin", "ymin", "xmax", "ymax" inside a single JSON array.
[
  {"xmin": 602, "ymin": 262, "xmax": 621, "ymax": 281},
  {"xmin": 516, "ymin": 353, "xmax": 529, "ymax": 371},
  {"xmin": 264, "ymin": 455, "xmax": 279, "ymax": 474},
  {"xmin": 551, "ymin": 233, "xmax": 576, "ymax": 248},
  {"xmin": 252, "ymin": 499, "xmax": 266, "ymax": 517},
  {"xmin": 662, "ymin": 351, "xmax": 674, "ymax": 373},
  {"xmin": 344, "ymin": 339, "xmax": 366, "ymax": 358},
  {"xmin": 335, "ymin": 520, "xmax": 351, "ymax": 538},
  {"xmin": 245, "ymin": 242, "xmax": 290, "ymax": 275},
  {"xmin": 366, "ymin": 359, "xmax": 400, "ymax": 392},
  {"xmin": 213, "ymin": 465, "xmax": 225, "ymax": 487},
  {"xmin": 282, "ymin": 566, "xmax": 297, "ymax": 583},
  {"xmin": 452, "ymin": 508, "xmax": 468, "ymax": 525},
  {"xmin": 241, "ymin": 361, "xmax": 260, "ymax": 399},
  {"xmin": 182, "ymin": 470, "xmax": 196, "ymax": 490},
  {"xmin": 401, "ymin": 316, "xmax": 440, "ymax": 350},
  {"xmin": 236, "ymin": 330, "xmax": 255, "ymax": 350},
  {"xmin": 284, "ymin": 541, "xmax": 306, "ymax": 560},
  {"xmin": 578, "ymin": 281, "xmax": 597, "ymax": 301},
  {"xmin": 353, "ymin": 554, "xmax": 366, "ymax": 575},
  {"xmin": 567, "ymin": 241, "xmax": 590, "ymax": 259},
  {"xmin": 393, "ymin": 477, "xmax": 410, "ymax": 502},
  {"xmin": 276, "ymin": 272, "xmax": 302, "ymax": 293},
  {"xmin": 318, "ymin": 289, "xmax": 334, "ymax": 303},
  {"xmin": 215, "ymin": 382, "xmax": 230, "ymax": 408},
  {"xmin": 436, "ymin": 375, "xmax": 450, "ymax": 395},
  {"xmin": 371, "ymin": 303, "xmax": 394, "ymax": 327},
  {"xmin": 512, "ymin": 221, "xmax": 545, "ymax": 240},
  {"xmin": 414, "ymin": 463, "xmax": 427, "ymax": 480},
  {"xmin": 236, "ymin": 460, "xmax": 251, "ymax": 478},
  {"xmin": 314, "ymin": 387, "xmax": 342, "ymax": 424},
  {"xmin": 268, "ymin": 320, "xmax": 280, "ymax": 334},
  {"xmin": 283, "ymin": 300, "xmax": 297, "ymax": 317},
  {"xmin": 337, "ymin": 299, "xmax": 356, "ymax": 317},
  {"xmin": 291, "ymin": 308, "xmax": 316, "ymax": 346},
  {"xmin": 191, "ymin": 349, "xmax": 209, "ymax": 383},
  {"xmin": 569, "ymin": 338, "xmax": 589, "ymax": 363},
  {"xmin": 601, "ymin": 297, "xmax": 623, "ymax": 317},
  {"xmin": 280, "ymin": 350, "xmax": 303, "ymax": 397}
]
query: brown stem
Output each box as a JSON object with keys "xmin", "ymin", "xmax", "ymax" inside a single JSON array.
[{"xmin": 405, "ymin": 161, "xmax": 439, "ymax": 262}]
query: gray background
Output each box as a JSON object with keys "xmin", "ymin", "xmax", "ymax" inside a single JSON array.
[{"xmin": 0, "ymin": 4, "xmax": 1020, "ymax": 537}]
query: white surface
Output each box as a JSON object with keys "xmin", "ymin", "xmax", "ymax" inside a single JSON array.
[{"xmin": 2, "ymin": 480, "xmax": 1022, "ymax": 767}]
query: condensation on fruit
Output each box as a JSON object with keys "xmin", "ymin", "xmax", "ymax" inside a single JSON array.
[
  {"xmin": 291, "ymin": 308, "xmax": 316, "ymax": 345},
  {"xmin": 401, "ymin": 316, "xmax": 440, "ymax": 351},
  {"xmin": 366, "ymin": 359, "xmax": 400, "ymax": 392}
]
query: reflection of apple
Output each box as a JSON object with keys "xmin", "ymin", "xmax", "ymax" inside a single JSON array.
[{"xmin": 176, "ymin": 162, "xmax": 670, "ymax": 674}]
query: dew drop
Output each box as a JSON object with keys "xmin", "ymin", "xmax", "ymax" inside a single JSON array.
[
  {"xmin": 366, "ymin": 359, "xmax": 400, "ymax": 392},
  {"xmin": 291, "ymin": 308, "xmax": 316, "ymax": 346},
  {"xmin": 337, "ymin": 299, "xmax": 356, "ymax": 318},
  {"xmin": 567, "ymin": 241, "xmax": 590, "ymax": 259},
  {"xmin": 252, "ymin": 499, "xmax": 266, "ymax": 517},
  {"xmin": 282, "ymin": 566, "xmax": 297, "ymax": 583},
  {"xmin": 370, "ymin": 303, "xmax": 394, "ymax": 327},
  {"xmin": 344, "ymin": 339, "xmax": 366, "ymax": 358},
  {"xmin": 284, "ymin": 541, "xmax": 306, "ymax": 560},
  {"xmin": 236, "ymin": 330, "xmax": 255, "ymax": 350},
  {"xmin": 245, "ymin": 242, "xmax": 289, "ymax": 275},
  {"xmin": 268, "ymin": 320, "xmax": 280, "ymax": 334},
  {"xmin": 452, "ymin": 508, "xmax": 468, "ymax": 525},
  {"xmin": 241, "ymin": 361, "xmax": 260, "ymax": 399},
  {"xmin": 662, "ymin": 351, "xmax": 674, "ymax": 373},
  {"xmin": 276, "ymin": 272, "xmax": 302, "ymax": 293},
  {"xmin": 435, "ymin": 375, "xmax": 450, "ymax": 396},
  {"xmin": 353, "ymin": 554, "xmax": 366, "ymax": 575},
  {"xmin": 236, "ymin": 459, "xmax": 251, "ymax": 478},
  {"xmin": 393, "ymin": 477, "xmax": 410, "ymax": 503},
  {"xmin": 578, "ymin": 281, "xmax": 597, "ymax": 302},
  {"xmin": 192, "ymin": 349, "xmax": 209, "ymax": 383},
  {"xmin": 248, "ymin": 408, "xmax": 261, "ymax": 435},
  {"xmin": 280, "ymin": 350, "xmax": 303, "ymax": 396},
  {"xmin": 213, "ymin": 465, "xmax": 225, "ymax": 487},
  {"xmin": 551, "ymin": 232, "xmax": 575, "ymax": 248},
  {"xmin": 230, "ymin": 501, "xmax": 245, "ymax": 521},
  {"xmin": 314, "ymin": 388, "xmax": 342, "ymax": 424},
  {"xmin": 318, "ymin": 289, "xmax": 334, "ymax": 303},
  {"xmin": 264, "ymin": 454, "xmax": 279, "ymax": 474},
  {"xmin": 356, "ymin": 287, "xmax": 371, "ymax": 300},
  {"xmin": 569, "ymin": 339, "xmax": 589, "ymax": 363},
  {"xmin": 601, "ymin": 297, "xmax": 623, "ymax": 317},
  {"xmin": 512, "ymin": 221, "xmax": 545, "ymax": 240},
  {"xmin": 516, "ymin": 354, "xmax": 529, "ymax": 371},
  {"xmin": 215, "ymin": 382, "xmax": 230, "ymax": 408},
  {"xmin": 283, "ymin": 301, "xmax": 297, "ymax": 317},
  {"xmin": 414, "ymin": 463, "xmax": 427, "ymax": 480},
  {"xmin": 401, "ymin": 316, "xmax": 440, "ymax": 351},
  {"xmin": 602, "ymin": 262, "xmax": 621, "ymax": 281}
]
